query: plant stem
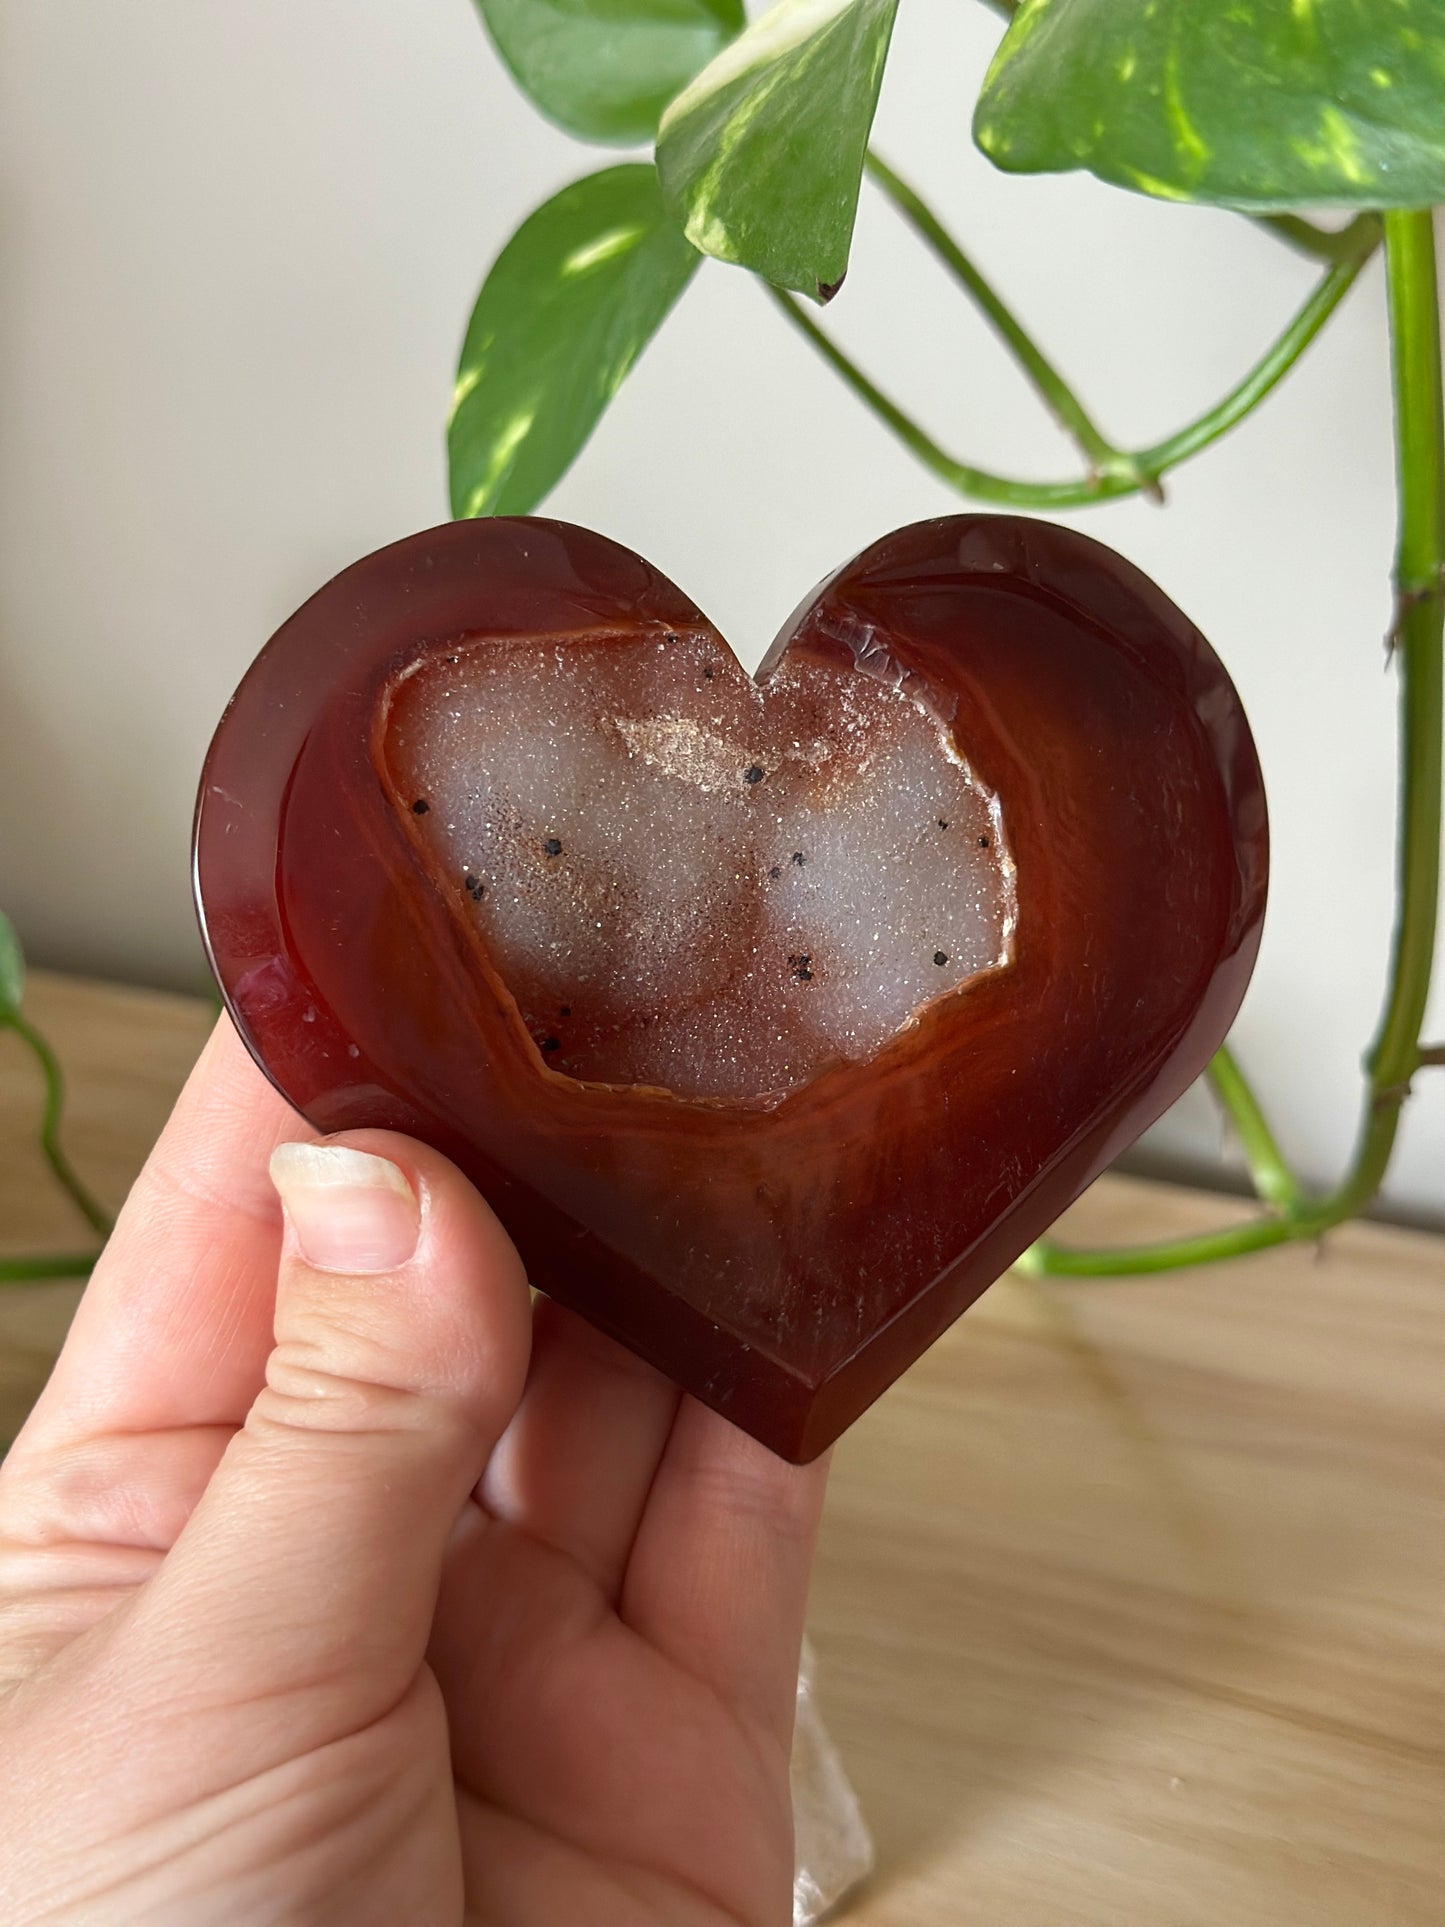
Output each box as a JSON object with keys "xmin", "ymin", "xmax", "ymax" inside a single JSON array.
[
  {"xmin": 4, "ymin": 1013, "xmax": 112, "ymax": 1238},
  {"xmin": 0, "ymin": 1251, "xmax": 100, "ymax": 1284},
  {"xmin": 1204, "ymin": 1045, "xmax": 1302, "ymax": 1213},
  {"xmin": 1253, "ymin": 211, "xmax": 1382, "ymax": 266},
  {"xmin": 769, "ymin": 285, "xmax": 1133, "ymax": 507},
  {"xmin": 1015, "ymin": 1216, "xmax": 1300, "ymax": 1277},
  {"xmin": 1019, "ymin": 207, "xmax": 1443, "ymax": 1279},
  {"xmin": 1324, "ymin": 206, "xmax": 1444, "ymax": 1216},
  {"xmin": 770, "ymin": 231, "xmax": 1374, "ymax": 508},
  {"xmin": 1133, "ymin": 247, "xmax": 1371, "ymax": 473},
  {"xmin": 864, "ymin": 151, "xmax": 1126, "ymax": 476}
]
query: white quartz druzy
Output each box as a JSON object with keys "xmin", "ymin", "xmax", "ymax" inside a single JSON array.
[{"xmin": 386, "ymin": 628, "xmax": 1014, "ymax": 1102}]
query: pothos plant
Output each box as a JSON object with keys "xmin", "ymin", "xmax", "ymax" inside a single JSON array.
[
  {"xmin": 1, "ymin": 0, "xmax": 1440, "ymax": 1287},
  {"xmin": 445, "ymin": 0, "xmax": 1445, "ymax": 1277}
]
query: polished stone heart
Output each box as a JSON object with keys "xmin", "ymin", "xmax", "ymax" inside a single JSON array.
[{"xmin": 194, "ymin": 515, "xmax": 1267, "ymax": 1461}]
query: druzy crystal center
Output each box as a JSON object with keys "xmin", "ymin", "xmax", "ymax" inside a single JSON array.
[{"xmin": 384, "ymin": 627, "xmax": 1014, "ymax": 1102}]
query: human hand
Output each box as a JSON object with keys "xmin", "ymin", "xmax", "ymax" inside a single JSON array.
[{"xmin": 0, "ymin": 1019, "xmax": 830, "ymax": 1925}]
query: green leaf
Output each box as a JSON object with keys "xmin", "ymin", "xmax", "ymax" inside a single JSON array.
[
  {"xmin": 0, "ymin": 911, "xmax": 24, "ymax": 1020},
  {"xmin": 656, "ymin": 0, "xmax": 900, "ymax": 300},
  {"xmin": 974, "ymin": 0, "xmax": 1445, "ymax": 212},
  {"xmin": 474, "ymin": 0, "xmax": 744, "ymax": 146},
  {"xmin": 449, "ymin": 165, "xmax": 700, "ymax": 519}
]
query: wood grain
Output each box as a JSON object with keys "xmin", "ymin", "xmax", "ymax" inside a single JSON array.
[
  {"xmin": 2, "ymin": 972, "xmax": 1442, "ymax": 1924},
  {"xmin": 0, "ymin": 972, "xmax": 214, "ymax": 1434},
  {"xmin": 817, "ymin": 1182, "xmax": 1445, "ymax": 1925}
]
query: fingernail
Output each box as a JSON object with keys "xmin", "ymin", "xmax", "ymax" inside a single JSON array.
[{"xmin": 269, "ymin": 1142, "xmax": 420, "ymax": 1274}]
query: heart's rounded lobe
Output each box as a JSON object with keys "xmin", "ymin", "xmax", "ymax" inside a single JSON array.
[{"xmin": 195, "ymin": 515, "xmax": 1267, "ymax": 1461}]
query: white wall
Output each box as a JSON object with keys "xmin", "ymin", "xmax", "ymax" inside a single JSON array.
[{"xmin": 0, "ymin": 0, "xmax": 1440, "ymax": 1220}]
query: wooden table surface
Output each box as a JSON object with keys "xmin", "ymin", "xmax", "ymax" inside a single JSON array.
[{"xmin": 2, "ymin": 972, "xmax": 1442, "ymax": 1925}]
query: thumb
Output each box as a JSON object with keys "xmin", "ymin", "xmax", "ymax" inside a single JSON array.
[{"xmin": 127, "ymin": 1131, "xmax": 532, "ymax": 1741}]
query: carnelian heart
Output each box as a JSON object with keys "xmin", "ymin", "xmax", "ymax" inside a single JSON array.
[{"xmin": 194, "ymin": 515, "xmax": 1267, "ymax": 1461}]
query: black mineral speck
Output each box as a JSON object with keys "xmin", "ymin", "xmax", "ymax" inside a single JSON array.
[
  {"xmin": 542, "ymin": 1036, "xmax": 561, "ymax": 1054},
  {"xmin": 978, "ymin": 835, "xmax": 990, "ymax": 848},
  {"xmin": 559, "ymin": 1005, "xmax": 571, "ymax": 1018},
  {"xmin": 934, "ymin": 950, "xmax": 949, "ymax": 967},
  {"xmin": 744, "ymin": 765, "xmax": 764, "ymax": 785},
  {"xmin": 543, "ymin": 837, "xmax": 563, "ymax": 857},
  {"xmin": 769, "ymin": 865, "xmax": 782, "ymax": 880},
  {"xmin": 703, "ymin": 665, "xmax": 715, "ymax": 680},
  {"xmin": 937, "ymin": 818, "xmax": 949, "ymax": 830},
  {"xmin": 413, "ymin": 799, "xmax": 430, "ymax": 814},
  {"xmin": 789, "ymin": 953, "xmax": 814, "ymax": 982},
  {"xmin": 463, "ymin": 873, "xmax": 485, "ymax": 901},
  {"xmin": 792, "ymin": 851, "xmax": 807, "ymax": 867}
]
